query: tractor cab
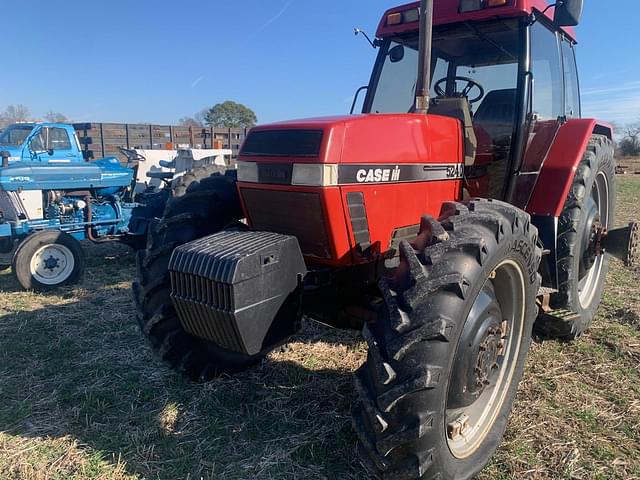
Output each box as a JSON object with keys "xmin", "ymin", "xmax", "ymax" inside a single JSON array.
[{"xmin": 364, "ymin": 0, "xmax": 581, "ymax": 203}]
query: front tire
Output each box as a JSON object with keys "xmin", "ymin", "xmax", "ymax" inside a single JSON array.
[
  {"xmin": 354, "ymin": 200, "xmax": 541, "ymax": 480},
  {"xmin": 12, "ymin": 230, "xmax": 85, "ymax": 291},
  {"xmin": 133, "ymin": 167, "xmax": 263, "ymax": 381}
]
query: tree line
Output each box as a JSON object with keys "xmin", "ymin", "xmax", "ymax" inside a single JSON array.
[
  {"xmin": 617, "ymin": 122, "xmax": 640, "ymax": 157},
  {"xmin": 0, "ymin": 101, "xmax": 258, "ymax": 130},
  {"xmin": 0, "ymin": 104, "xmax": 68, "ymax": 128}
]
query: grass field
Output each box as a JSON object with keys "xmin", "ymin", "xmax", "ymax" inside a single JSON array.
[{"xmin": 0, "ymin": 177, "xmax": 638, "ymax": 480}]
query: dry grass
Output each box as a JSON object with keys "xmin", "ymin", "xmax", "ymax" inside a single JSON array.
[{"xmin": 0, "ymin": 178, "xmax": 638, "ymax": 480}]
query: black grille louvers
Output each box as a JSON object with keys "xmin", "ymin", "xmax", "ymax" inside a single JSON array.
[
  {"xmin": 169, "ymin": 231, "xmax": 307, "ymax": 356},
  {"xmin": 240, "ymin": 129, "xmax": 324, "ymax": 157}
]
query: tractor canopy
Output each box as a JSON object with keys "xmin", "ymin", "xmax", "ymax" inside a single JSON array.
[{"xmin": 377, "ymin": 0, "xmax": 577, "ymax": 42}]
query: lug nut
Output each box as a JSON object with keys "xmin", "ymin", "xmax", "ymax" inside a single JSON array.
[{"xmin": 448, "ymin": 415, "xmax": 471, "ymax": 440}]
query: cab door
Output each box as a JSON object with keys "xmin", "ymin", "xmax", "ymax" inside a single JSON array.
[
  {"xmin": 511, "ymin": 17, "xmax": 565, "ymax": 207},
  {"xmin": 46, "ymin": 127, "xmax": 76, "ymax": 162},
  {"xmin": 26, "ymin": 126, "xmax": 76, "ymax": 163}
]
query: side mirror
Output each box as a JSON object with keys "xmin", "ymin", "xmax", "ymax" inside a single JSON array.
[
  {"xmin": 389, "ymin": 45, "xmax": 405, "ymax": 63},
  {"xmin": 554, "ymin": 0, "xmax": 583, "ymax": 27}
]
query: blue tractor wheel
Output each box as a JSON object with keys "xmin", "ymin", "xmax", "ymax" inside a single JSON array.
[{"xmin": 12, "ymin": 231, "xmax": 85, "ymax": 291}]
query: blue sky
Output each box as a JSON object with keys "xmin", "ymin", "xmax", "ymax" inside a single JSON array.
[{"xmin": 2, "ymin": 0, "xmax": 638, "ymax": 126}]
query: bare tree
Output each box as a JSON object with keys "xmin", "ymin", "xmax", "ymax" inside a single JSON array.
[
  {"xmin": 618, "ymin": 122, "xmax": 640, "ymax": 157},
  {"xmin": 193, "ymin": 108, "xmax": 209, "ymax": 127},
  {"xmin": 43, "ymin": 111, "xmax": 69, "ymax": 123},
  {"xmin": 0, "ymin": 104, "xmax": 31, "ymax": 127},
  {"xmin": 178, "ymin": 117, "xmax": 203, "ymax": 128}
]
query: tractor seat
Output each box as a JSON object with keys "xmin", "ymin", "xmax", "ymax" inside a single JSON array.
[
  {"xmin": 147, "ymin": 171, "xmax": 174, "ymax": 181},
  {"xmin": 473, "ymin": 89, "xmax": 517, "ymax": 141},
  {"xmin": 429, "ymin": 97, "xmax": 478, "ymax": 166}
]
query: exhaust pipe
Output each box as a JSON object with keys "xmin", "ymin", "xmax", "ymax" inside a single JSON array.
[
  {"xmin": 601, "ymin": 221, "xmax": 639, "ymax": 268},
  {"xmin": 415, "ymin": 0, "xmax": 434, "ymax": 114}
]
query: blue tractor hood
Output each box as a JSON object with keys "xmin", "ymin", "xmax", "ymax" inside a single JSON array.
[{"xmin": 0, "ymin": 157, "xmax": 133, "ymax": 193}]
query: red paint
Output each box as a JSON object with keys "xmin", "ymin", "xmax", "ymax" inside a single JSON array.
[
  {"xmin": 238, "ymin": 114, "xmax": 464, "ymax": 267},
  {"xmin": 526, "ymin": 119, "xmax": 605, "ymax": 217},
  {"xmin": 243, "ymin": 114, "xmax": 462, "ymax": 167},
  {"xmin": 377, "ymin": 0, "xmax": 576, "ymax": 41},
  {"xmin": 340, "ymin": 180, "xmax": 461, "ymax": 265}
]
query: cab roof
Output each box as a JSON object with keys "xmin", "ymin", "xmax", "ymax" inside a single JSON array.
[{"xmin": 377, "ymin": 0, "xmax": 577, "ymax": 42}]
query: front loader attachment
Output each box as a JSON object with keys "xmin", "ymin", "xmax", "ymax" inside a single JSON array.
[{"xmin": 169, "ymin": 231, "xmax": 307, "ymax": 356}]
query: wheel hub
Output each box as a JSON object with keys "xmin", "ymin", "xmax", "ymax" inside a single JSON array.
[
  {"xmin": 448, "ymin": 283, "xmax": 505, "ymax": 410},
  {"xmin": 475, "ymin": 324, "xmax": 504, "ymax": 388},
  {"xmin": 580, "ymin": 197, "xmax": 601, "ymax": 278},
  {"xmin": 446, "ymin": 260, "xmax": 527, "ymax": 459},
  {"xmin": 43, "ymin": 255, "xmax": 61, "ymax": 272},
  {"xmin": 29, "ymin": 244, "xmax": 75, "ymax": 285}
]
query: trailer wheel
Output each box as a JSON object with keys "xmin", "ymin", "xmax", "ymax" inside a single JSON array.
[
  {"xmin": 354, "ymin": 200, "xmax": 541, "ymax": 480},
  {"xmin": 133, "ymin": 167, "xmax": 256, "ymax": 381},
  {"xmin": 538, "ymin": 135, "xmax": 616, "ymax": 340},
  {"xmin": 12, "ymin": 230, "xmax": 85, "ymax": 291}
]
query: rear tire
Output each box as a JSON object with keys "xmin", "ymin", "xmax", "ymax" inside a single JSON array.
[
  {"xmin": 133, "ymin": 167, "xmax": 261, "ymax": 381},
  {"xmin": 354, "ymin": 200, "xmax": 541, "ymax": 480},
  {"xmin": 12, "ymin": 230, "xmax": 85, "ymax": 291},
  {"xmin": 537, "ymin": 135, "xmax": 616, "ymax": 340}
]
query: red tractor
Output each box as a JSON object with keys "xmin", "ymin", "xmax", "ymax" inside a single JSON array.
[{"xmin": 134, "ymin": 0, "xmax": 639, "ymax": 478}]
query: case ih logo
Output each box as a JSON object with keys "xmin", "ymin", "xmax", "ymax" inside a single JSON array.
[
  {"xmin": 356, "ymin": 166, "xmax": 402, "ymax": 183},
  {"xmin": 338, "ymin": 163, "xmax": 463, "ymax": 185}
]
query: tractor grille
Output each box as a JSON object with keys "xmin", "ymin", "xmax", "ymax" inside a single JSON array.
[{"xmin": 240, "ymin": 188, "xmax": 332, "ymax": 259}]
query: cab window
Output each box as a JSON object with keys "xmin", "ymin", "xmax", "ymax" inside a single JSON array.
[
  {"xmin": 530, "ymin": 21, "xmax": 563, "ymax": 120},
  {"xmin": 562, "ymin": 39, "xmax": 581, "ymax": 118},
  {"xmin": 30, "ymin": 129, "xmax": 46, "ymax": 151},
  {"xmin": 49, "ymin": 128, "xmax": 72, "ymax": 150}
]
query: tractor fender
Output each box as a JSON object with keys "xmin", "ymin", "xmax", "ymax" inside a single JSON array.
[{"xmin": 526, "ymin": 119, "xmax": 613, "ymax": 217}]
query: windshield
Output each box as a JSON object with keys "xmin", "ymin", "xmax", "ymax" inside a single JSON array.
[
  {"xmin": 365, "ymin": 20, "xmax": 521, "ymax": 115},
  {"xmin": 0, "ymin": 125, "xmax": 34, "ymax": 148}
]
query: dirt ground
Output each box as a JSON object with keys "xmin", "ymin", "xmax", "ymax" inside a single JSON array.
[{"xmin": 0, "ymin": 177, "xmax": 638, "ymax": 480}]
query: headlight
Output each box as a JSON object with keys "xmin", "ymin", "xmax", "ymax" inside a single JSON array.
[
  {"xmin": 292, "ymin": 164, "xmax": 338, "ymax": 186},
  {"xmin": 237, "ymin": 161, "xmax": 259, "ymax": 183}
]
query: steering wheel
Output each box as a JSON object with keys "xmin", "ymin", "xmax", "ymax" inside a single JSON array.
[{"xmin": 434, "ymin": 76, "xmax": 485, "ymax": 105}]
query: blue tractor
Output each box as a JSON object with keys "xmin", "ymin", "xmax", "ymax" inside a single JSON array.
[{"xmin": 0, "ymin": 122, "xmax": 176, "ymax": 290}]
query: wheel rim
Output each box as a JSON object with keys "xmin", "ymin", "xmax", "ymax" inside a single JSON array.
[
  {"xmin": 29, "ymin": 243, "xmax": 75, "ymax": 285},
  {"xmin": 578, "ymin": 171, "xmax": 610, "ymax": 309},
  {"xmin": 446, "ymin": 260, "xmax": 526, "ymax": 459}
]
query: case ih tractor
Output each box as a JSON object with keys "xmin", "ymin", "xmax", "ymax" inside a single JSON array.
[{"xmin": 134, "ymin": 0, "xmax": 638, "ymax": 478}]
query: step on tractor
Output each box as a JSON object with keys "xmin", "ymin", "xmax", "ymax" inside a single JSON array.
[
  {"xmin": 134, "ymin": 0, "xmax": 639, "ymax": 478},
  {"xmin": 0, "ymin": 122, "xmax": 226, "ymax": 290}
]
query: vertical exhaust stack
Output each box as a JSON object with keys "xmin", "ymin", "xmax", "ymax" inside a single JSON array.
[{"xmin": 415, "ymin": 0, "xmax": 434, "ymax": 114}]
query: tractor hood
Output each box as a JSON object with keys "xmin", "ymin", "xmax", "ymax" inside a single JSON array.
[
  {"xmin": 238, "ymin": 114, "xmax": 463, "ymax": 168},
  {"xmin": 0, "ymin": 157, "xmax": 133, "ymax": 192}
]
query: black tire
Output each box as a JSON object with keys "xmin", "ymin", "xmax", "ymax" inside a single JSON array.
[
  {"xmin": 354, "ymin": 200, "xmax": 542, "ymax": 480},
  {"xmin": 171, "ymin": 164, "xmax": 229, "ymax": 198},
  {"xmin": 133, "ymin": 166, "xmax": 261, "ymax": 381},
  {"xmin": 538, "ymin": 135, "xmax": 616, "ymax": 340},
  {"xmin": 12, "ymin": 230, "xmax": 85, "ymax": 291}
]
